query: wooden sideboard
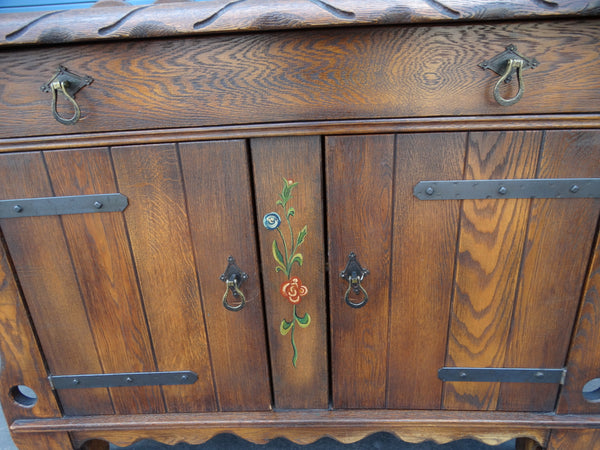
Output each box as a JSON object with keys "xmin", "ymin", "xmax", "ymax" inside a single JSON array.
[{"xmin": 0, "ymin": 1, "xmax": 600, "ymax": 449}]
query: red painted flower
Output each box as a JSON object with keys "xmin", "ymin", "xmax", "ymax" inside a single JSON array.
[{"xmin": 280, "ymin": 277, "xmax": 308, "ymax": 304}]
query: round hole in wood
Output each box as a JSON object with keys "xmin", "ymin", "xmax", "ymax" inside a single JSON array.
[
  {"xmin": 9, "ymin": 385, "xmax": 38, "ymax": 407},
  {"xmin": 582, "ymin": 378, "xmax": 600, "ymax": 403}
]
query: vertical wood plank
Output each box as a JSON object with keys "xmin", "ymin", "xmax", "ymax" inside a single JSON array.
[
  {"xmin": 0, "ymin": 152, "xmax": 113, "ymax": 416},
  {"xmin": 443, "ymin": 131, "xmax": 542, "ymax": 411},
  {"xmin": 251, "ymin": 136, "xmax": 328, "ymax": 409},
  {"xmin": 556, "ymin": 133, "xmax": 600, "ymax": 414},
  {"xmin": 499, "ymin": 131, "xmax": 600, "ymax": 411},
  {"xmin": 387, "ymin": 132, "xmax": 466, "ymax": 409},
  {"xmin": 546, "ymin": 429, "xmax": 600, "ymax": 450},
  {"xmin": 112, "ymin": 143, "xmax": 217, "ymax": 413},
  {"xmin": 558, "ymin": 233, "xmax": 600, "ymax": 414},
  {"xmin": 0, "ymin": 233, "xmax": 68, "ymax": 448},
  {"xmin": 44, "ymin": 148, "xmax": 165, "ymax": 415},
  {"xmin": 179, "ymin": 140, "xmax": 271, "ymax": 411},
  {"xmin": 326, "ymin": 135, "xmax": 394, "ymax": 408}
]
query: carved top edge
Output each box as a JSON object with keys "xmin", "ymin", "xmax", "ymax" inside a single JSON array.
[{"xmin": 1, "ymin": 0, "xmax": 599, "ymax": 47}]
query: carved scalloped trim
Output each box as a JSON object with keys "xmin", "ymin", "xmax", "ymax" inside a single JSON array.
[
  {"xmin": 1, "ymin": 0, "xmax": 599, "ymax": 47},
  {"xmin": 74, "ymin": 428, "xmax": 546, "ymax": 448}
]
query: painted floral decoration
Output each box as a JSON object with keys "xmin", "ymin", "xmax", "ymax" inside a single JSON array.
[{"xmin": 263, "ymin": 178, "xmax": 310, "ymax": 367}]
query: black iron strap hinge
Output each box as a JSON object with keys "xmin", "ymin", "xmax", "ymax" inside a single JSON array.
[
  {"xmin": 438, "ymin": 367, "xmax": 567, "ymax": 384},
  {"xmin": 414, "ymin": 178, "xmax": 600, "ymax": 201},
  {"xmin": 0, "ymin": 194, "xmax": 128, "ymax": 218},
  {"xmin": 48, "ymin": 371, "xmax": 198, "ymax": 389}
]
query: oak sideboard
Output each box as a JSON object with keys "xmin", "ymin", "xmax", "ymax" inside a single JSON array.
[{"xmin": 1, "ymin": 1, "xmax": 600, "ymax": 449}]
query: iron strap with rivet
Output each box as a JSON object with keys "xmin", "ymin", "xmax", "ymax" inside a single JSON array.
[{"xmin": 414, "ymin": 178, "xmax": 600, "ymax": 200}]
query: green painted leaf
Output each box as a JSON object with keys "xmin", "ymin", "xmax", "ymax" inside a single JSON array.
[
  {"xmin": 296, "ymin": 225, "xmax": 307, "ymax": 248},
  {"xmin": 290, "ymin": 253, "xmax": 303, "ymax": 268},
  {"xmin": 295, "ymin": 311, "xmax": 311, "ymax": 328},
  {"xmin": 287, "ymin": 207, "xmax": 295, "ymax": 219},
  {"xmin": 272, "ymin": 240, "xmax": 285, "ymax": 267},
  {"xmin": 280, "ymin": 319, "xmax": 293, "ymax": 336}
]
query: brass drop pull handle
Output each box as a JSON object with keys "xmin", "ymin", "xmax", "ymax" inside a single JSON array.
[
  {"xmin": 493, "ymin": 58, "xmax": 524, "ymax": 107},
  {"xmin": 340, "ymin": 252, "xmax": 369, "ymax": 309},
  {"xmin": 220, "ymin": 256, "xmax": 248, "ymax": 312},
  {"xmin": 41, "ymin": 66, "xmax": 93, "ymax": 125},
  {"xmin": 479, "ymin": 45, "xmax": 538, "ymax": 107}
]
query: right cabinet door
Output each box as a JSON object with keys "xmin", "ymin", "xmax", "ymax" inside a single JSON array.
[{"xmin": 326, "ymin": 130, "xmax": 600, "ymax": 411}]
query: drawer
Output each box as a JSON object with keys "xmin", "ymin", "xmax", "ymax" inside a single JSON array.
[{"xmin": 0, "ymin": 19, "xmax": 599, "ymax": 139}]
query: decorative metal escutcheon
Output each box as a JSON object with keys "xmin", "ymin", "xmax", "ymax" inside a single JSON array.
[
  {"xmin": 340, "ymin": 252, "xmax": 369, "ymax": 308},
  {"xmin": 479, "ymin": 45, "xmax": 538, "ymax": 107},
  {"xmin": 41, "ymin": 65, "xmax": 93, "ymax": 125},
  {"xmin": 220, "ymin": 256, "xmax": 248, "ymax": 311}
]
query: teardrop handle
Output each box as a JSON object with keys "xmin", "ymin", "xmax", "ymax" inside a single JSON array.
[
  {"xmin": 220, "ymin": 256, "xmax": 248, "ymax": 312},
  {"xmin": 41, "ymin": 66, "xmax": 93, "ymax": 125},
  {"xmin": 493, "ymin": 58, "xmax": 524, "ymax": 107},
  {"xmin": 340, "ymin": 252, "xmax": 369, "ymax": 309},
  {"xmin": 479, "ymin": 45, "xmax": 538, "ymax": 107}
]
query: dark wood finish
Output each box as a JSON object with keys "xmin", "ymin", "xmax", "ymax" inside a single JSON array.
[
  {"xmin": 111, "ymin": 143, "xmax": 217, "ymax": 413},
  {"xmin": 44, "ymin": 148, "xmax": 164, "ymax": 415},
  {"xmin": 326, "ymin": 135, "xmax": 394, "ymax": 408},
  {"xmin": 1, "ymin": 21, "xmax": 599, "ymax": 139},
  {"xmin": 387, "ymin": 132, "xmax": 466, "ymax": 409},
  {"xmin": 15, "ymin": 409, "xmax": 600, "ymax": 448},
  {"xmin": 558, "ymin": 176, "xmax": 600, "ymax": 413},
  {"xmin": 443, "ymin": 131, "xmax": 543, "ymax": 411},
  {"xmin": 1, "ymin": 3, "xmax": 600, "ymax": 448},
  {"xmin": 11, "ymin": 432, "xmax": 74, "ymax": 450},
  {"xmin": 251, "ymin": 136, "xmax": 328, "ymax": 409},
  {"xmin": 78, "ymin": 439, "xmax": 109, "ymax": 450},
  {"xmin": 0, "ymin": 236, "xmax": 64, "ymax": 424},
  {"xmin": 499, "ymin": 131, "xmax": 600, "ymax": 412},
  {"xmin": 516, "ymin": 437, "xmax": 544, "ymax": 450},
  {"xmin": 1, "ymin": 115, "xmax": 599, "ymax": 154},
  {"xmin": 546, "ymin": 429, "xmax": 600, "ymax": 450},
  {"xmin": 179, "ymin": 140, "xmax": 271, "ymax": 411},
  {"xmin": 1, "ymin": 0, "xmax": 598, "ymax": 47},
  {"xmin": 0, "ymin": 152, "xmax": 114, "ymax": 416}
]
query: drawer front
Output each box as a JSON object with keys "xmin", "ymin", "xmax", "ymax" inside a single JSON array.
[{"xmin": 0, "ymin": 20, "xmax": 599, "ymax": 139}]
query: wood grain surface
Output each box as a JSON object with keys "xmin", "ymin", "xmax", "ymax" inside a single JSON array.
[
  {"xmin": 498, "ymin": 131, "xmax": 600, "ymax": 412},
  {"xmin": 443, "ymin": 131, "xmax": 543, "ymax": 411},
  {"xmin": 0, "ymin": 151, "xmax": 114, "ymax": 416},
  {"xmin": 387, "ymin": 132, "xmax": 466, "ymax": 409},
  {"xmin": 546, "ymin": 429, "xmax": 600, "ymax": 450},
  {"xmin": 326, "ymin": 135, "xmax": 395, "ymax": 408},
  {"xmin": 179, "ymin": 140, "xmax": 271, "ymax": 411},
  {"xmin": 251, "ymin": 136, "xmax": 328, "ymax": 409},
  {"xmin": 112, "ymin": 143, "xmax": 217, "ymax": 413},
  {"xmin": 1, "ymin": 21, "xmax": 599, "ymax": 139},
  {"xmin": 19, "ymin": 409, "xmax": 600, "ymax": 448},
  {"xmin": 0, "ymin": 235, "xmax": 65, "ymax": 425},
  {"xmin": 0, "ymin": 0, "xmax": 598, "ymax": 47},
  {"xmin": 44, "ymin": 148, "xmax": 164, "ymax": 415}
]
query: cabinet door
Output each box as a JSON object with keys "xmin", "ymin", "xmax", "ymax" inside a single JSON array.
[
  {"xmin": 0, "ymin": 141, "xmax": 271, "ymax": 415},
  {"xmin": 326, "ymin": 130, "xmax": 600, "ymax": 411}
]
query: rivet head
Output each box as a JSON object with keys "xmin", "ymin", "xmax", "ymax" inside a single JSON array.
[
  {"xmin": 13, "ymin": 205, "xmax": 23, "ymax": 213},
  {"xmin": 535, "ymin": 371, "xmax": 544, "ymax": 378},
  {"xmin": 125, "ymin": 377, "xmax": 133, "ymax": 383},
  {"xmin": 459, "ymin": 371, "xmax": 468, "ymax": 378},
  {"xmin": 181, "ymin": 375, "xmax": 188, "ymax": 381},
  {"xmin": 93, "ymin": 201, "xmax": 103, "ymax": 209},
  {"xmin": 498, "ymin": 186, "xmax": 507, "ymax": 195},
  {"xmin": 72, "ymin": 378, "xmax": 80, "ymax": 385},
  {"xmin": 425, "ymin": 186, "xmax": 435, "ymax": 196},
  {"xmin": 570, "ymin": 185, "xmax": 580, "ymax": 194}
]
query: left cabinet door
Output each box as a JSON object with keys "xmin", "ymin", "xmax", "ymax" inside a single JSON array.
[{"xmin": 0, "ymin": 141, "xmax": 271, "ymax": 416}]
